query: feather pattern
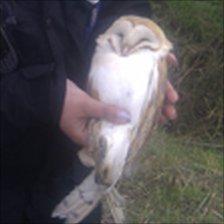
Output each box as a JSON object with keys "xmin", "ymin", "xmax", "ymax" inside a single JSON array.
[
  {"xmin": 52, "ymin": 16, "xmax": 173, "ymax": 223},
  {"xmin": 52, "ymin": 171, "xmax": 105, "ymax": 223}
]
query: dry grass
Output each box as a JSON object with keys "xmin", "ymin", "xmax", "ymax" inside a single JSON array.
[
  {"xmin": 151, "ymin": 0, "xmax": 223, "ymax": 142},
  {"xmin": 102, "ymin": 131, "xmax": 223, "ymax": 223},
  {"xmin": 102, "ymin": 1, "xmax": 223, "ymax": 223}
]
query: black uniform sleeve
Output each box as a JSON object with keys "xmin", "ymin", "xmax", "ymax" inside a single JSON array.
[
  {"xmin": 1, "ymin": 64, "xmax": 65, "ymax": 129},
  {"xmin": 0, "ymin": 1, "xmax": 66, "ymax": 129}
]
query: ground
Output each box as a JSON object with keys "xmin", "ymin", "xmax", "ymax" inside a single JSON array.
[
  {"xmin": 102, "ymin": 1, "xmax": 223, "ymax": 223},
  {"xmin": 102, "ymin": 130, "xmax": 223, "ymax": 223}
]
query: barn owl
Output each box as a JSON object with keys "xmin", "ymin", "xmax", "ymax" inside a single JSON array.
[{"xmin": 52, "ymin": 16, "xmax": 174, "ymax": 223}]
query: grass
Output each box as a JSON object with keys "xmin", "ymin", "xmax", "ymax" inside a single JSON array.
[
  {"xmin": 117, "ymin": 131, "xmax": 223, "ymax": 224},
  {"xmin": 150, "ymin": 0, "xmax": 223, "ymax": 142},
  {"xmin": 115, "ymin": 2, "xmax": 224, "ymax": 223},
  {"xmin": 102, "ymin": 1, "xmax": 223, "ymax": 223}
]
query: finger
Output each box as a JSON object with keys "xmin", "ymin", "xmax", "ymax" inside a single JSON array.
[
  {"xmin": 162, "ymin": 104, "xmax": 177, "ymax": 120},
  {"xmin": 102, "ymin": 104, "xmax": 131, "ymax": 124},
  {"xmin": 166, "ymin": 53, "xmax": 178, "ymax": 67},
  {"xmin": 166, "ymin": 81, "xmax": 179, "ymax": 103},
  {"xmin": 61, "ymin": 122, "xmax": 88, "ymax": 146},
  {"xmin": 67, "ymin": 128, "xmax": 88, "ymax": 146},
  {"xmin": 85, "ymin": 97, "xmax": 131, "ymax": 124},
  {"xmin": 72, "ymin": 131, "xmax": 88, "ymax": 146}
]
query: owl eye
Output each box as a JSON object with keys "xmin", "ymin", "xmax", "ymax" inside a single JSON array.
[
  {"xmin": 116, "ymin": 32, "xmax": 124, "ymax": 39},
  {"xmin": 134, "ymin": 39, "xmax": 148, "ymax": 49},
  {"xmin": 108, "ymin": 35, "xmax": 122, "ymax": 55},
  {"xmin": 140, "ymin": 37, "xmax": 152, "ymax": 43}
]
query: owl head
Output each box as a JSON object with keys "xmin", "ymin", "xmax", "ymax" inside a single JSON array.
[{"xmin": 96, "ymin": 16, "xmax": 172, "ymax": 57}]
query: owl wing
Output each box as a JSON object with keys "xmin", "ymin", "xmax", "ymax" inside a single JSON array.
[
  {"xmin": 52, "ymin": 79, "xmax": 105, "ymax": 223},
  {"xmin": 125, "ymin": 57, "xmax": 168, "ymax": 167},
  {"xmin": 52, "ymin": 171, "xmax": 104, "ymax": 224}
]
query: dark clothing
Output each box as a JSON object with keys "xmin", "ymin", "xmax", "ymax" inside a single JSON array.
[{"xmin": 1, "ymin": 0, "xmax": 151, "ymax": 223}]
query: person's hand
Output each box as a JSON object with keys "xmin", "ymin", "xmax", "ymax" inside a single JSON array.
[
  {"xmin": 159, "ymin": 80, "xmax": 179, "ymax": 124},
  {"xmin": 159, "ymin": 53, "xmax": 179, "ymax": 123},
  {"xmin": 60, "ymin": 79, "xmax": 131, "ymax": 146}
]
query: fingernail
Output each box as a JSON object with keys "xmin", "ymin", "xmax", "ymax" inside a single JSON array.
[
  {"xmin": 173, "ymin": 92, "xmax": 179, "ymax": 102},
  {"xmin": 117, "ymin": 110, "xmax": 131, "ymax": 123}
]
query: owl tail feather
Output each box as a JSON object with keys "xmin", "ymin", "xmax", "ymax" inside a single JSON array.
[
  {"xmin": 106, "ymin": 188, "xmax": 126, "ymax": 223},
  {"xmin": 52, "ymin": 171, "xmax": 103, "ymax": 224}
]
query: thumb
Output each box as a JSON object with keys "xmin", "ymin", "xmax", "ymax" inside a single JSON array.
[{"xmin": 85, "ymin": 97, "xmax": 131, "ymax": 124}]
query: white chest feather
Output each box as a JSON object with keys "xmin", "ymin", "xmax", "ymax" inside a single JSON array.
[
  {"xmin": 88, "ymin": 49, "xmax": 159, "ymax": 184},
  {"xmin": 89, "ymin": 50, "xmax": 159, "ymax": 124}
]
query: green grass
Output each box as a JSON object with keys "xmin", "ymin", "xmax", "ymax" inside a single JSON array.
[
  {"xmin": 117, "ymin": 2, "xmax": 224, "ymax": 223},
  {"xmin": 118, "ymin": 131, "xmax": 223, "ymax": 223},
  {"xmin": 102, "ymin": 2, "xmax": 223, "ymax": 223},
  {"xmin": 157, "ymin": 1, "xmax": 223, "ymax": 42},
  {"xmin": 150, "ymin": 1, "xmax": 223, "ymax": 142}
]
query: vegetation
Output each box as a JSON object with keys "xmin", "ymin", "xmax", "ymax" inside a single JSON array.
[
  {"xmin": 120, "ymin": 130, "xmax": 223, "ymax": 223},
  {"xmin": 151, "ymin": 0, "xmax": 223, "ymax": 143},
  {"xmin": 102, "ymin": 130, "xmax": 223, "ymax": 224},
  {"xmin": 102, "ymin": 1, "xmax": 223, "ymax": 223}
]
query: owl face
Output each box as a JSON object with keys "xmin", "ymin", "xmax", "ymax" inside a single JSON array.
[{"xmin": 96, "ymin": 16, "xmax": 172, "ymax": 57}]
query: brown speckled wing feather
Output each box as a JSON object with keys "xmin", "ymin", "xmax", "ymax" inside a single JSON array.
[{"xmin": 126, "ymin": 58, "xmax": 168, "ymax": 166}]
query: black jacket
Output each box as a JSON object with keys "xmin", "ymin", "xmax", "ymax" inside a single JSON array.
[
  {"xmin": 1, "ymin": 0, "xmax": 151, "ymax": 222},
  {"xmin": 1, "ymin": 0, "xmax": 152, "ymax": 128}
]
